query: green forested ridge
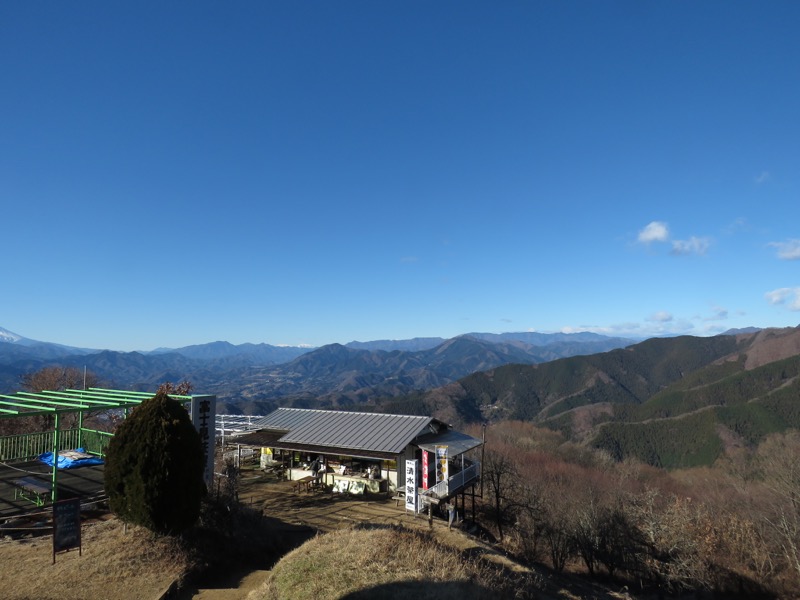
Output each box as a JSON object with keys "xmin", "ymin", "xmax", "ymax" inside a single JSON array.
[
  {"xmin": 456, "ymin": 334, "xmax": 742, "ymax": 423},
  {"xmin": 591, "ymin": 409, "xmax": 723, "ymax": 468},
  {"xmin": 625, "ymin": 353, "xmax": 800, "ymax": 421},
  {"xmin": 590, "ymin": 383, "xmax": 800, "ymax": 469},
  {"xmin": 394, "ymin": 328, "xmax": 800, "ymax": 468}
]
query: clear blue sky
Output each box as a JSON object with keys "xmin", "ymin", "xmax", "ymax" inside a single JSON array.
[{"xmin": 2, "ymin": 2, "xmax": 799, "ymax": 351}]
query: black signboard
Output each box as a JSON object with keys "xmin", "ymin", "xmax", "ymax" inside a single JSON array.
[{"xmin": 53, "ymin": 498, "xmax": 81, "ymax": 563}]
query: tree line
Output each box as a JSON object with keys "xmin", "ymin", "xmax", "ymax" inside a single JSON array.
[{"xmin": 476, "ymin": 420, "xmax": 800, "ymax": 597}]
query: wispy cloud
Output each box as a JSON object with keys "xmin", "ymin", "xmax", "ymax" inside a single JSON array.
[
  {"xmin": 769, "ymin": 239, "xmax": 800, "ymax": 260},
  {"xmin": 561, "ymin": 318, "xmax": 697, "ymax": 338},
  {"xmin": 724, "ymin": 217, "xmax": 749, "ymax": 235},
  {"xmin": 647, "ymin": 311, "xmax": 673, "ymax": 323},
  {"xmin": 671, "ymin": 236, "xmax": 711, "ymax": 256},
  {"xmin": 755, "ymin": 171, "xmax": 771, "ymax": 184},
  {"xmin": 704, "ymin": 306, "xmax": 729, "ymax": 321},
  {"xmin": 765, "ymin": 287, "xmax": 800, "ymax": 311},
  {"xmin": 638, "ymin": 221, "xmax": 669, "ymax": 244},
  {"xmin": 636, "ymin": 221, "xmax": 710, "ymax": 256}
]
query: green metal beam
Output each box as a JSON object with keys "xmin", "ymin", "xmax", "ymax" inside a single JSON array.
[
  {"xmin": 86, "ymin": 387, "xmax": 192, "ymax": 401},
  {"xmin": 28, "ymin": 390, "xmax": 126, "ymax": 407},
  {"xmin": 0, "ymin": 395, "xmax": 57, "ymax": 411},
  {"xmin": 16, "ymin": 392, "xmax": 92, "ymax": 409},
  {"xmin": 51, "ymin": 413, "xmax": 59, "ymax": 503}
]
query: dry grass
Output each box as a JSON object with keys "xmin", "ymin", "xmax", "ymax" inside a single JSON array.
[
  {"xmin": 251, "ymin": 524, "xmax": 542, "ymax": 600},
  {"xmin": 0, "ymin": 517, "xmax": 191, "ymax": 600}
]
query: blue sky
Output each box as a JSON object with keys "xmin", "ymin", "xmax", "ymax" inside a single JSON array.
[{"xmin": 2, "ymin": 2, "xmax": 799, "ymax": 351}]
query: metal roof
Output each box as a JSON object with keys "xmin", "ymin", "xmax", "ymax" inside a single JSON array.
[
  {"xmin": 251, "ymin": 407, "xmax": 320, "ymax": 432},
  {"xmin": 249, "ymin": 408, "xmax": 441, "ymax": 456},
  {"xmin": 231, "ymin": 430, "xmax": 399, "ymax": 461},
  {"xmin": 242, "ymin": 408, "xmax": 484, "ymax": 458},
  {"xmin": 416, "ymin": 428, "xmax": 484, "ymax": 456}
]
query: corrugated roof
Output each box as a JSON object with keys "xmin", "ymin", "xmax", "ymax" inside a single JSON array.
[
  {"xmin": 416, "ymin": 429, "xmax": 483, "ymax": 456},
  {"xmin": 251, "ymin": 408, "xmax": 317, "ymax": 432},
  {"xmin": 251, "ymin": 408, "xmax": 437, "ymax": 455}
]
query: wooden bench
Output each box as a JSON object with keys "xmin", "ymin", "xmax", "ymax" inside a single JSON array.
[
  {"xmin": 13, "ymin": 477, "xmax": 51, "ymax": 507},
  {"xmin": 392, "ymin": 491, "xmax": 405, "ymax": 507}
]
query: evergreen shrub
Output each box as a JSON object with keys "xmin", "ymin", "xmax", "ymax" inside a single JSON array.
[{"xmin": 105, "ymin": 392, "xmax": 206, "ymax": 535}]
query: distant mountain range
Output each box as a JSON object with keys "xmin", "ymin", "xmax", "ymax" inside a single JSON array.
[
  {"xmin": 381, "ymin": 325, "xmax": 800, "ymax": 469},
  {"xmin": 0, "ymin": 326, "xmax": 634, "ymax": 405},
  {"xmin": 5, "ymin": 324, "xmax": 799, "ymax": 469}
]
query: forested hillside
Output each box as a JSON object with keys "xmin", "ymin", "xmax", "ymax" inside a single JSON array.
[{"xmin": 384, "ymin": 327, "xmax": 800, "ymax": 468}]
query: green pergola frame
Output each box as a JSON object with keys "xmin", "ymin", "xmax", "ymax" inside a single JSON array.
[{"xmin": 0, "ymin": 387, "xmax": 192, "ymax": 504}]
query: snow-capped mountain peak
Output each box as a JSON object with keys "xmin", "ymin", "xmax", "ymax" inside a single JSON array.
[{"xmin": 0, "ymin": 327, "xmax": 23, "ymax": 343}]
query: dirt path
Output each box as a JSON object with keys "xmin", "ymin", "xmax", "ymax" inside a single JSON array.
[{"xmin": 180, "ymin": 568, "xmax": 271, "ymax": 600}]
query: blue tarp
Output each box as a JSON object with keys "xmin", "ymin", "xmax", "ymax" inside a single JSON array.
[{"xmin": 38, "ymin": 448, "xmax": 104, "ymax": 469}]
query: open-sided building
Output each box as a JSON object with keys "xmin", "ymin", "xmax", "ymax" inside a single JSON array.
[{"xmin": 231, "ymin": 408, "xmax": 482, "ymax": 507}]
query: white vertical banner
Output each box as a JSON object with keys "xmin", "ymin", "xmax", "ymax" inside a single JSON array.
[
  {"xmin": 190, "ymin": 395, "xmax": 217, "ymax": 487},
  {"xmin": 405, "ymin": 459, "xmax": 417, "ymax": 513}
]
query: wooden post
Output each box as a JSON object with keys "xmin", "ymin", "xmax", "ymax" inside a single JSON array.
[{"xmin": 471, "ymin": 484, "xmax": 476, "ymax": 524}]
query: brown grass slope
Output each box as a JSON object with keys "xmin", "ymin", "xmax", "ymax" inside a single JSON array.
[{"xmin": 250, "ymin": 524, "xmax": 631, "ymax": 600}]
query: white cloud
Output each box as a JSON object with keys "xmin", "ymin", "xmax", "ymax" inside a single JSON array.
[
  {"xmin": 648, "ymin": 311, "xmax": 673, "ymax": 323},
  {"xmin": 671, "ymin": 236, "xmax": 711, "ymax": 256},
  {"xmin": 562, "ymin": 317, "xmax": 702, "ymax": 339},
  {"xmin": 769, "ymin": 239, "xmax": 800, "ymax": 260},
  {"xmin": 765, "ymin": 287, "xmax": 800, "ymax": 311},
  {"xmin": 755, "ymin": 171, "xmax": 771, "ymax": 184},
  {"xmin": 638, "ymin": 221, "xmax": 670, "ymax": 244}
]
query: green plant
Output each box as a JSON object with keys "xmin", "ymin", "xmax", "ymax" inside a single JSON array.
[{"xmin": 104, "ymin": 392, "xmax": 206, "ymax": 535}]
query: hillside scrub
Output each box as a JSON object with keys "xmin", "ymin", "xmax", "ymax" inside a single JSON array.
[{"xmin": 475, "ymin": 421, "xmax": 797, "ymax": 598}]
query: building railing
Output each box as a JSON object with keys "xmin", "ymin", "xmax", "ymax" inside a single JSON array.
[
  {"xmin": 0, "ymin": 427, "xmax": 113, "ymax": 462},
  {"xmin": 420, "ymin": 462, "xmax": 479, "ymax": 500},
  {"xmin": 0, "ymin": 429, "xmax": 80, "ymax": 462},
  {"xmin": 79, "ymin": 428, "xmax": 114, "ymax": 457}
]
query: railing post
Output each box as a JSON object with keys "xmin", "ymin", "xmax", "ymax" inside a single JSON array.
[{"xmin": 51, "ymin": 414, "xmax": 60, "ymax": 503}]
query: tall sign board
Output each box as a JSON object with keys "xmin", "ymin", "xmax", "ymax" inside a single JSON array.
[
  {"xmin": 405, "ymin": 459, "xmax": 417, "ymax": 513},
  {"xmin": 190, "ymin": 395, "xmax": 217, "ymax": 487},
  {"xmin": 53, "ymin": 498, "xmax": 81, "ymax": 564}
]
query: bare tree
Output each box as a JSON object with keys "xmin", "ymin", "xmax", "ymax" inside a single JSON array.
[
  {"xmin": 21, "ymin": 366, "xmax": 98, "ymax": 393},
  {"xmin": 157, "ymin": 381, "xmax": 194, "ymax": 396},
  {"xmin": 757, "ymin": 431, "xmax": 800, "ymax": 585},
  {"xmin": 482, "ymin": 448, "xmax": 519, "ymax": 542},
  {"xmin": 0, "ymin": 366, "xmax": 101, "ymax": 434}
]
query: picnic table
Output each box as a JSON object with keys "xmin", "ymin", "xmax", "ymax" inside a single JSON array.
[
  {"xmin": 13, "ymin": 476, "xmax": 51, "ymax": 507},
  {"xmin": 293, "ymin": 475, "xmax": 317, "ymax": 494}
]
